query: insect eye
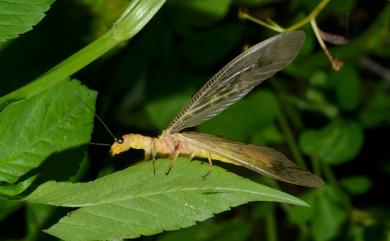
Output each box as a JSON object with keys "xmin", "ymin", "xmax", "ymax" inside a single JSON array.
[{"xmin": 116, "ymin": 137, "xmax": 124, "ymax": 144}]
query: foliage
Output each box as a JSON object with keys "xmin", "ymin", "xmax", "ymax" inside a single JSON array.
[
  {"xmin": 0, "ymin": 0, "xmax": 54, "ymax": 42},
  {"xmin": 0, "ymin": 0, "xmax": 389, "ymax": 241},
  {"xmin": 24, "ymin": 158, "xmax": 305, "ymax": 240}
]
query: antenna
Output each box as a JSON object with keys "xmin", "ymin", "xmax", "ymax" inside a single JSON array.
[
  {"xmin": 89, "ymin": 142, "xmax": 111, "ymax": 147},
  {"xmin": 77, "ymin": 95, "xmax": 123, "ymax": 144}
]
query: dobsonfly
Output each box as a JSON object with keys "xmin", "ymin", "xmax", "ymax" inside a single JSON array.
[{"xmin": 110, "ymin": 31, "xmax": 324, "ymax": 187}]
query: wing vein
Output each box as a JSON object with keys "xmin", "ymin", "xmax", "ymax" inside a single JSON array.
[{"xmin": 166, "ymin": 31, "xmax": 305, "ymax": 133}]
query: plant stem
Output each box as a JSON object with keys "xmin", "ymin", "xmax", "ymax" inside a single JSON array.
[
  {"xmin": 311, "ymin": 19, "xmax": 343, "ymax": 71},
  {"xmin": 285, "ymin": 0, "xmax": 331, "ymax": 31},
  {"xmin": 239, "ymin": 0, "xmax": 331, "ymax": 32},
  {"xmin": 0, "ymin": 0, "xmax": 166, "ymax": 109},
  {"xmin": 276, "ymin": 99, "xmax": 307, "ymax": 169},
  {"xmin": 266, "ymin": 203, "xmax": 277, "ymax": 241},
  {"xmin": 0, "ymin": 31, "xmax": 119, "ymax": 107},
  {"xmin": 311, "ymin": 156, "xmax": 322, "ymax": 177}
]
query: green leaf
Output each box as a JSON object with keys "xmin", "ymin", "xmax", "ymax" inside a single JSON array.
[
  {"xmin": 0, "ymin": 198, "xmax": 22, "ymax": 221},
  {"xmin": 180, "ymin": 0, "xmax": 232, "ymax": 18},
  {"xmin": 286, "ymin": 189, "xmax": 317, "ymax": 224},
  {"xmin": 0, "ymin": 175, "xmax": 37, "ymax": 197},
  {"xmin": 0, "ymin": 80, "xmax": 96, "ymax": 184},
  {"xmin": 340, "ymin": 176, "xmax": 372, "ymax": 195},
  {"xmin": 251, "ymin": 124, "xmax": 284, "ymax": 145},
  {"xmin": 171, "ymin": 0, "xmax": 232, "ymax": 26},
  {"xmin": 146, "ymin": 90, "xmax": 193, "ymax": 130},
  {"xmin": 199, "ymin": 90, "xmax": 279, "ymax": 142},
  {"xmin": 327, "ymin": 0, "xmax": 356, "ymax": 14},
  {"xmin": 234, "ymin": 0, "xmax": 276, "ymax": 7},
  {"xmin": 359, "ymin": 88, "xmax": 390, "ymax": 128},
  {"xmin": 299, "ymin": 119, "xmax": 364, "ymax": 165},
  {"xmin": 311, "ymin": 186, "xmax": 348, "ymax": 241},
  {"xmin": 25, "ymin": 203, "xmax": 57, "ymax": 240},
  {"xmin": 24, "ymin": 158, "xmax": 307, "ymax": 241},
  {"xmin": 289, "ymin": 186, "xmax": 349, "ymax": 241},
  {"xmin": 0, "ymin": 0, "xmax": 54, "ymax": 42},
  {"xmin": 329, "ymin": 64, "xmax": 361, "ymax": 111},
  {"xmin": 157, "ymin": 218, "xmax": 251, "ymax": 241},
  {"xmin": 350, "ymin": 225, "xmax": 365, "ymax": 241}
]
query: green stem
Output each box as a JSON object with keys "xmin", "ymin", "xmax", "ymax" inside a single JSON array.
[
  {"xmin": 0, "ymin": 31, "xmax": 119, "ymax": 106},
  {"xmin": 239, "ymin": 0, "xmax": 331, "ymax": 32},
  {"xmin": 276, "ymin": 101, "xmax": 307, "ymax": 169},
  {"xmin": 239, "ymin": 11, "xmax": 284, "ymax": 32},
  {"xmin": 285, "ymin": 0, "xmax": 331, "ymax": 31},
  {"xmin": 0, "ymin": 0, "xmax": 166, "ymax": 109},
  {"xmin": 322, "ymin": 162, "xmax": 338, "ymax": 185},
  {"xmin": 311, "ymin": 156, "xmax": 322, "ymax": 177},
  {"xmin": 266, "ymin": 203, "xmax": 277, "ymax": 241}
]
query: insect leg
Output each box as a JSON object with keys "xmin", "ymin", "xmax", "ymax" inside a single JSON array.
[
  {"xmin": 144, "ymin": 150, "xmax": 151, "ymax": 161},
  {"xmin": 201, "ymin": 152, "xmax": 213, "ymax": 180},
  {"xmin": 151, "ymin": 139, "xmax": 157, "ymax": 175},
  {"xmin": 190, "ymin": 150, "xmax": 198, "ymax": 160},
  {"xmin": 166, "ymin": 150, "xmax": 179, "ymax": 175}
]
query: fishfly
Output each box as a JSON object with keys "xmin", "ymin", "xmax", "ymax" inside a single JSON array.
[{"xmin": 110, "ymin": 31, "xmax": 324, "ymax": 187}]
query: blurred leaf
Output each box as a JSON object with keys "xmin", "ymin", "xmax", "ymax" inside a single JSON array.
[
  {"xmin": 327, "ymin": 0, "xmax": 356, "ymax": 14},
  {"xmin": 251, "ymin": 202, "xmax": 274, "ymax": 219},
  {"xmin": 181, "ymin": 0, "xmax": 232, "ymax": 18},
  {"xmin": 309, "ymin": 71, "xmax": 328, "ymax": 87},
  {"xmin": 170, "ymin": 0, "xmax": 232, "ymax": 26},
  {"xmin": 340, "ymin": 176, "xmax": 372, "ymax": 195},
  {"xmin": 251, "ymin": 124, "xmax": 284, "ymax": 145},
  {"xmin": 359, "ymin": 88, "xmax": 390, "ymax": 128},
  {"xmin": 311, "ymin": 186, "xmax": 349, "ymax": 241},
  {"xmin": 199, "ymin": 90, "xmax": 279, "ymax": 142},
  {"xmin": 350, "ymin": 225, "xmax": 365, "ymax": 241},
  {"xmin": 146, "ymin": 90, "xmax": 193, "ymax": 130},
  {"xmin": 305, "ymin": 88, "xmax": 339, "ymax": 118},
  {"xmin": 0, "ymin": 0, "xmax": 54, "ymax": 42},
  {"xmin": 25, "ymin": 203, "xmax": 56, "ymax": 240},
  {"xmin": 363, "ymin": 5, "xmax": 390, "ymax": 57},
  {"xmin": 286, "ymin": 189, "xmax": 317, "ymax": 224},
  {"xmin": 0, "ymin": 198, "xmax": 22, "ymax": 221},
  {"xmin": 288, "ymin": 186, "xmax": 349, "ymax": 241},
  {"xmin": 179, "ymin": 23, "xmax": 244, "ymax": 69},
  {"xmin": 234, "ymin": 0, "xmax": 276, "ymax": 7},
  {"xmin": 329, "ymin": 64, "xmax": 361, "ymax": 111},
  {"xmin": 24, "ymin": 158, "xmax": 307, "ymax": 241},
  {"xmin": 0, "ymin": 80, "xmax": 96, "ymax": 184},
  {"xmin": 157, "ymin": 218, "xmax": 251, "ymax": 241},
  {"xmin": 299, "ymin": 119, "xmax": 364, "ymax": 165}
]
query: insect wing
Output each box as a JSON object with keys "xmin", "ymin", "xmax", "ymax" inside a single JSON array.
[
  {"xmin": 182, "ymin": 132, "xmax": 324, "ymax": 187},
  {"xmin": 166, "ymin": 31, "xmax": 305, "ymax": 134}
]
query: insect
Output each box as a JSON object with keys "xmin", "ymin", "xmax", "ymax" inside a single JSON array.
[{"xmin": 110, "ymin": 31, "xmax": 324, "ymax": 187}]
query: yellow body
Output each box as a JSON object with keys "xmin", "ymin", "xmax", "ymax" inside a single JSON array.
[
  {"xmin": 110, "ymin": 133, "xmax": 235, "ymax": 165},
  {"xmin": 110, "ymin": 132, "xmax": 324, "ymax": 187}
]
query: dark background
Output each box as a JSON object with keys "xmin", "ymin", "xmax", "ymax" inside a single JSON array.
[{"xmin": 0, "ymin": 0, "xmax": 389, "ymax": 240}]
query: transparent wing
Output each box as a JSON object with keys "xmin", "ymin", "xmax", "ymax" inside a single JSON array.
[
  {"xmin": 182, "ymin": 132, "xmax": 324, "ymax": 187},
  {"xmin": 166, "ymin": 31, "xmax": 305, "ymax": 134}
]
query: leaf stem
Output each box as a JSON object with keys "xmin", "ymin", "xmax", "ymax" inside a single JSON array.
[{"xmin": 0, "ymin": 0, "xmax": 166, "ymax": 109}]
